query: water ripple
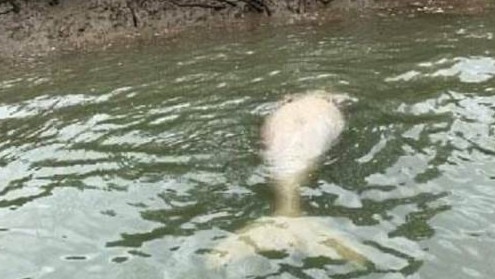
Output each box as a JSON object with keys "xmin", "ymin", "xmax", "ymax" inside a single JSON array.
[{"xmin": 1, "ymin": 12, "xmax": 495, "ymax": 279}]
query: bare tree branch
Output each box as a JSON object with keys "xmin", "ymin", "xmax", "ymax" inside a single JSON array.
[
  {"xmin": 126, "ymin": 0, "xmax": 139, "ymax": 27},
  {"xmin": 239, "ymin": 0, "xmax": 272, "ymax": 15}
]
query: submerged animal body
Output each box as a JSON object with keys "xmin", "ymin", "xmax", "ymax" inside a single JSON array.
[
  {"xmin": 262, "ymin": 92, "xmax": 345, "ymax": 216},
  {"xmin": 200, "ymin": 92, "xmax": 425, "ymax": 275},
  {"xmin": 205, "ymin": 92, "xmax": 374, "ymax": 273}
]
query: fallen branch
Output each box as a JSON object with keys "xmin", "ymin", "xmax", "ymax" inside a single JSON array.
[{"xmin": 169, "ymin": 0, "xmax": 229, "ymax": 11}]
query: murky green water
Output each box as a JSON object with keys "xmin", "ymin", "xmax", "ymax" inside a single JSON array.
[{"xmin": 1, "ymin": 12, "xmax": 495, "ymax": 279}]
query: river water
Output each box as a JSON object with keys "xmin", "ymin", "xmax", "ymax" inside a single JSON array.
[{"xmin": 1, "ymin": 11, "xmax": 495, "ymax": 279}]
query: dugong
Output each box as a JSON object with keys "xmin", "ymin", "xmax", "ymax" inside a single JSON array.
[{"xmin": 206, "ymin": 91, "xmax": 371, "ymax": 273}]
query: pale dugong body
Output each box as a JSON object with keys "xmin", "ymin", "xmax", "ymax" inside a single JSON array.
[
  {"xmin": 206, "ymin": 91, "xmax": 369, "ymax": 273},
  {"xmin": 262, "ymin": 92, "xmax": 345, "ymax": 216}
]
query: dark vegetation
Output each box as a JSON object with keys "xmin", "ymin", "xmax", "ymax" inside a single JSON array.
[
  {"xmin": 0, "ymin": 0, "xmax": 341, "ymax": 58},
  {"xmin": 0, "ymin": 0, "xmax": 491, "ymax": 58},
  {"xmin": 0, "ymin": 0, "xmax": 336, "ymax": 18}
]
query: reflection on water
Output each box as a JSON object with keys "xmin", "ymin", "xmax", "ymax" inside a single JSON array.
[{"xmin": 1, "ymin": 12, "xmax": 495, "ymax": 279}]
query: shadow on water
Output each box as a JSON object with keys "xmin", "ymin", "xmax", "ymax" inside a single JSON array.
[{"xmin": 1, "ymin": 12, "xmax": 495, "ymax": 279}]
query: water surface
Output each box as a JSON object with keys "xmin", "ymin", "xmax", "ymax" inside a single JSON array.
[{"xmin": 1, "ymin": 12, "xmax": 495, "ymax": 279}]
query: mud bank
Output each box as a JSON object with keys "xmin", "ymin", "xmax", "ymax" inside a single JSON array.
[{"xmin": 0, "ymin": 0, "xmax": 491, "ymax": 59}]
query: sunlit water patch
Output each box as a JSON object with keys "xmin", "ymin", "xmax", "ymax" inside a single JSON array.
[{"xmin": 1, "ymin": 12, "xmax": 495, "ymax": 279}]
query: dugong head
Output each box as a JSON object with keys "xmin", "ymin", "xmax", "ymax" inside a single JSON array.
[{"xmin": 261, "ymin": 91, "xmax": 345, "ymax": 216}]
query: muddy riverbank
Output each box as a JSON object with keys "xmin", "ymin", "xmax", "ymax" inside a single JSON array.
[{"xmin": 0, "ymin": 0, "xmax": 492, "ymax": 60}]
